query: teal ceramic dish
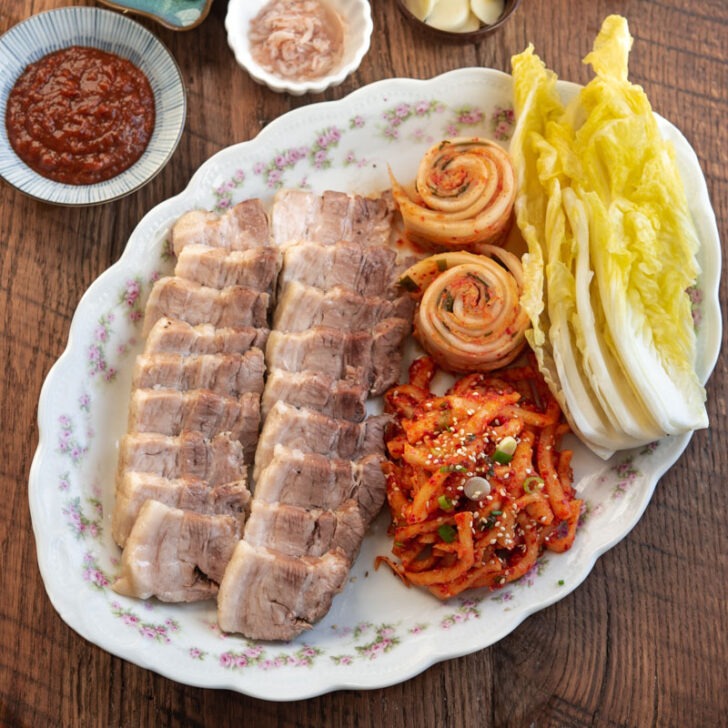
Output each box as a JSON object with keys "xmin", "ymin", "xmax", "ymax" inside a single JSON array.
[{"xmin": 97, "ymin": 0, "xmax": 214, "ymax": 31}]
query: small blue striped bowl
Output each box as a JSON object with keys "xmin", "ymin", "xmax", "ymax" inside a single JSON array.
[{"xmin": 0, "ymin": 6, "xmax": 187, "ymax": 206}]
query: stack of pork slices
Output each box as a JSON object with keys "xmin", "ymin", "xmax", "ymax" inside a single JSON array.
[
  {"xmin": 217, "ymin": 189, "xmax": 415, "ymax": 640},
  {"xmin": 113, "ymin": 199, "xmax": 280, "ymax": 602}
]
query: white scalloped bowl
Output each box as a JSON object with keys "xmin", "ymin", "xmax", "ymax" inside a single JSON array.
[
  {"xmin": 225, "ymin": 0, "xmax": 373, "ymax": 96},
  {"xmin": 0, "ymin": 7, "xmax": 186, "ymax": 206}
]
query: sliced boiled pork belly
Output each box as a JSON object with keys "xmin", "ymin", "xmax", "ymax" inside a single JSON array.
[
  {"xmin": 212, "ymin": 188, "xmax": 409, "ymax": 639},
  {"xmin": 271, "ymin": 189, "xmax": 395, "ymax": 248},
  {"xmin": 265, "ymin": 319, "xmax": 410, "ymax": 396},
  {"xmin": 217, "ymin": 541, "xmax": 350, "ymax": 640},
  {"xmin": 114, "ymin": 500, "xmax": 242, "ymax": 602},
  {"xmin": 175, "ymin": 245, "xmax": 281, "ymax": 294},
  {"xmin": 113, "ymin": 196, "xmax": 283, "ymax": 606},
  {"xmin": 278, "ymin": 240, "xmax": 400, "ymax": 297},
  {"xmin": 117, "ymin": 432, "xmax": 246, "ymax": 487},
  {"xmin": 261, "ymin": 369, "xmax": 367, "ymax": 422},
  {"xmin": 265, "ymin": 326, "xmax": 371, "ymax": 382},
  {"xmin": 244, "ymin": 499, "xmax": 366, "ymax": 562},
  {"xmin": 143, "ymin": 278, "xmax": 270, "ymax": 337},
  {"xmin": 144, "ymin": 317, "xmax": 269, "ymax": 357},
  {"xmin": 171, "ymin": 198, "xmax": 270, "ymax": 255},
  {"xmin": 129, "ymin": 389, "xmax": 261, "ymax": 458},
  {"xmin": 273, "ymin": 282, "xmax": 414, "ymax": 333},
  {"xmin": 252, "ymin": 401, "xmax": 389, "ymax": 480},
  {"xmin": 253, "ymin": 445, "xmax": 386, "ymax": 526},
  {"xmin": 132, "ymin": 349, "xmax": 265, "ymax": 398},
  {"xmin": 113, "ymin": 472, "xmax": 250, "ymax": 546}
]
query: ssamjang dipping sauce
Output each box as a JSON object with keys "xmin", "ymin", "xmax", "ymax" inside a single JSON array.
[{"xmin": 5, "ymin": 46, "xmax": 155, "ymax": 185}]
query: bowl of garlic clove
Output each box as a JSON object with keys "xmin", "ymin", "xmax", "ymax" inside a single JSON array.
[{"xmin": 396, "ymin": 0, "xmax": 521, "ymax": 41}]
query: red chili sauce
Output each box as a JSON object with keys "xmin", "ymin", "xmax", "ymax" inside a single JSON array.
[{"xmin": 5, "ymin": 46, "xmax": 155, "ymax": 185}]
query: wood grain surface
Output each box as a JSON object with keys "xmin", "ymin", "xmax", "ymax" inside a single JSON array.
[{"xmin": 1, "ymin": 0, "xmax": 726, "ymax": 726}]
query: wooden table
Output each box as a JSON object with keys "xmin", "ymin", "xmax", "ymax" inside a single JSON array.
[{"xmin": 1, "ymin": 0, "xmax": 726, "ymax": 725}]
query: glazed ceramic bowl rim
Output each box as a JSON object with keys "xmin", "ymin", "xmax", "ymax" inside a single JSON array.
[
  {"xmin": 225, "ymin": 0, "xmax": 373, "ymax": 96},
  {"xmin": 0, "ymin": 6, "xmax": 187, "ymax": 206},
  {"xmin": 97, "ymin": 0, "xmax": 214, "ymax": 32}
]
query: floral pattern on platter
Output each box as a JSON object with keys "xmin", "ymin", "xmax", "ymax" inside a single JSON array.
[
  {"xmin": 219, "ymin": 644, "xmax": 322, "ymax": 671},
  {"xmin": 602, "ymin": 442, "xmax": 660, "ymax": 500},
  {"xmin": 83, "ymin": 552, "xmax": 112, "ymax": 591},
  {"xmin": 111, "ymin": 601, "xmax": 181, "ymax": 644},
  {"xmin": 63, "ymin": 496, "xmax": 103, "ymax": 540},
  {"xmin": 57, "ymin": 413, "xmax": 89, "ymax": 466},
  {"xmin": 247, "ymin": 126, "xmax": 342, "ymax": 197},
  {"xmin": 688, "ymin": 284, "xmax": 704, "ymax": 329},
  {"xmin": 87, "ymin": 273, "xmax": 161, "ymax": 382},
  {"xmin": 330, "ymin": 622, "xmax": 401, "ymax": 664},
  {"xmin": 211, "ymin": 100, "xmax": 516, "ymax": 213}
]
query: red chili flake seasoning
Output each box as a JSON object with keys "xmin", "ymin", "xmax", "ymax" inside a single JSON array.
[{"xmin": 5, "ymin": 46, "xmax": 155, "ymax": 185}]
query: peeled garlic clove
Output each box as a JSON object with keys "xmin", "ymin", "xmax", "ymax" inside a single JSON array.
[
  {"xmin": 470, "ymin": 0, "xmax": 504, "ymax": 25},
  {"xmin": 404, "ymin": 0, "xmax": 438, "ymax": 21},
  {"xmin": 426, "ymin": 0, "xmax": 470, "ymax": 31},
  {"xmin": 458, "ymin": 11, "xmax": 482, "ymax": 32}
]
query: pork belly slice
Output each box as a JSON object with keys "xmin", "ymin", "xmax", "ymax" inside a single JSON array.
[
  {"xmin": 175, "ymin": 245, "xmax": 281, "ymax": 293},
  {"xmin": 129, "ymin": 389, "xmax": 260, "ymax": 457},
  {"xmin": 143, "ymin": 277, "xmax": 270, "ymax": 337},
  {"xmin": 262, "ymin": 369, "xmax": 367, "ymax": 422},
  {"xmin": 279, "ymin": 241, "xmax": 400, "ymax": 297},
  {"xmin": 266, "ymin": 326, "xmax": 369, "ymax": 383},
  {"xmin": 113, "ymin": 472, "xmax": 250, "ymax": 547},
  {"xmin": 253, "ymin": 401, "xmax": 388, "ymax": 480},
  {"xmin": 118, "ymin": 432, "xmax": 245, "ymax": 486},
  {"xmin": 171, "ymin": 198, "xmax": 270, "ymax": 255},
  {"xmin": 144, "ymin": 317, "xmax": 269, "ymax": 356},
  {"xmin": 113, "ymin": 500, "xmax": 242, "ymax": 602},
  {"xmin": 244, "ymin": 499, "xmax": 365, "ymax": 561},
  {"xmin": 273, "ymin": 282, "xmax": 414, "ymax": 333},
  {"xmin": 217, "ymin": 540, "xmax": 350, "ymax": 640},
  {"xmin": 254, "ymin": 445, "xmax": 386, "ymax": 525},
  {"xmin": 133, "ymin": 349, "xmax": 265, "ymax": 398},
  {"xmin": 272, "ymin": 189, "xmax": 395, "ymax": 248},
  {"xmin": 266, "ymin": 319, "xmax": 411, "ymax": 396}
]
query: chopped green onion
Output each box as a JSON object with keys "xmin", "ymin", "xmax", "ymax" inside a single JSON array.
[
  {"xmin": 437, "ymin": 524, "xmax": 457, "ymax": 543},
  {"xmin": 398, "ymin": 275, "xmax": 420, "ymax": 293},
  {"xmin": 439, "ymin": 464, "xmax": 467, "ymax": 473},
  {"xmin": 493, "ymin": 436, "xmax": 517, "ymax": 464},
  {"xmin": 440, "ymin": 290, "xmax": 455, "ymax": 312},
  {"xmin": 437, "ymin": 494, "xmax": 454, "ymax": 511},
  {"xmin": 436, "ymin": 258, "xmax": 449, "ymax": 271},
  {"xmin": 480, "ymin": 514, "xmax": 497, "ymax": 530},
  {"xmin": 523, "ymin": 476, "xmax": 545, "ymax": 493},
  {"xmin": 557, "ymin": 579, "xmax": 565, "ymax": 586},
  {"xmin": 490, "ymin": 509, "xmax": 503, "ymax": 517}
]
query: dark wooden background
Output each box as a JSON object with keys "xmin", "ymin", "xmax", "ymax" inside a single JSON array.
[{"xmin": 1, "ymin": 0, "xmax": 726, "ymax": 726}]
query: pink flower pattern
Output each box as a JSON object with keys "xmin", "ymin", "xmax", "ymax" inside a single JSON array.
[
  {"xmin": 219, "ymin": 644, "xmax": 321, "ymax": 671},
  {"xmin": 82, "ymin": 552, "xmax": 110, "ymax": 590},
  {"xmin": 63, "ymin": 497, "xmax": 102, "ymax": 540},
  {"xmin": 111, "ymin": 602, "xmax": 180, "ymax": 644}
]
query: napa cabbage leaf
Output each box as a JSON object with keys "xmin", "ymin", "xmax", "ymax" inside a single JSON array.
[{"xmin": 510, "ymin": 15, "xmax": 707, "ymax": 458}]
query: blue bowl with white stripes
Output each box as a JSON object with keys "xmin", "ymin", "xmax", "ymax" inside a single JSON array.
[{"xmin": 0, "ymin": 6, "xmax": 186, "ymax": 206}]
